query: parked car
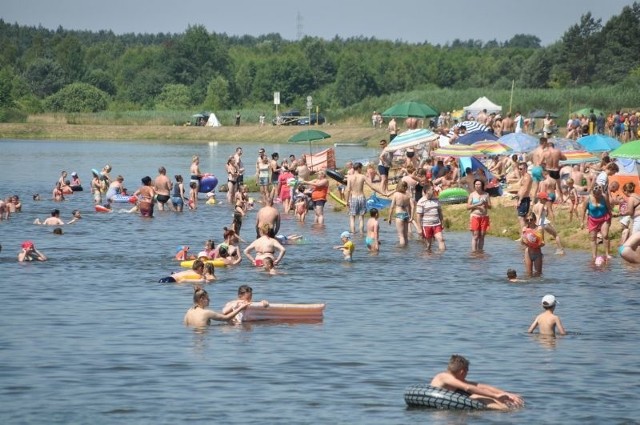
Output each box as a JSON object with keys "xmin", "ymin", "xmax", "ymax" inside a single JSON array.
[
  {"xmin": 298, "ymin": 113, "xmax": 326, "ymax": 126},
  {"xmin": 272, "ymin": 109, "xmax": 301, "ymax": 126}
]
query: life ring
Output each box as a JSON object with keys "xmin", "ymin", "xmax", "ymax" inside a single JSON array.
[
  {"xmin": 326, "ymin": 169, "xmax": 347, "ymax": 185},
  {"xmin": 180, "ymin": 259, "xmax": 226, "ymax": 268},
  {"xmin": 522, "ymin": 228, "xmax": 543, "ymax": 249},
  {"xmin": 404, "ymin": 384, "xmax": 486, "ymax": 410},
  {"xmin": 95, "ymin": 205, "xmax": 111, "ymax": 213},
  {"xmin": 438, "ymin": 187, "xmax": 469, "ymax": 205}
]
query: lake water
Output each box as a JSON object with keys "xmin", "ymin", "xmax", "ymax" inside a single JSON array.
[{"xmin": 0, "ymin": 139, "xmax": 639, "ymax": 424}]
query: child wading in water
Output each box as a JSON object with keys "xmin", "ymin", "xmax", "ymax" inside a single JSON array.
[
  {"xmin": 528, "ymin": 294, "xmax": 567, "ymax": 336},
  {"xmin": 365, "ymin": 208, "xmax": 380, "ymax": 252},
  {"xmin": 334, "ymin": 231, "xmax": 354, "ymax": 261},
  {"xmin": 521, "ymin": 212, "xmax": 544, "ymax": 277}
]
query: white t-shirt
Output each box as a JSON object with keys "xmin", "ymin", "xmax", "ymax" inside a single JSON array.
[{"xmin": 416, "ymin": 197, "xmax": 441, "ymax": 226}]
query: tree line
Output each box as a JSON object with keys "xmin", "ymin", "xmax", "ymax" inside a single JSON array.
[{"xmin": 1, "ymin": 3, "xmax": 640, "ymax": 121}]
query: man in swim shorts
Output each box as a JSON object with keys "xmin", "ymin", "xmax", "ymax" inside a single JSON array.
[
  {"xmin": 530, "ymin": 137, "xmax": 548, "ymax": 197},
  {"xmin": 345, "ymin": 162, "xmax": 378, "ymax": 234},
  {"xmin": 154, "ymin": 166, "xmax": 174, "ymax": 211},
  {"xmin": 541, "ymin": 141, "xmax": 566, "ymax": 202},
  {"xmin": 516, "ymin": 162, "xmax": 533, "ymax": 229},
  {"xmin": 377, "ymin": 140, "xmax": 393, "ymax": 193},
  {"xmin": 430, "ymin": 354, "xmax": 524, "ymax": 411}
]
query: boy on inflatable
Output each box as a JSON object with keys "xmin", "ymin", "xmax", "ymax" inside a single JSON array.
[{"xmin": 430, "ymin": 354, "xmax": 524, "ymax": 411}]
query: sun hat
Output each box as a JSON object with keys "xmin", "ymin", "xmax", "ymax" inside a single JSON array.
[
  {"xmin": 71, "ymin": 171, "xmax": 78, "ymax": 176},
  {"xmin": 541, "ymin": 294, "xmax": 557, "ymax": 307},
  {"xmin": 21, "ymin": 240, "xmax": 34, "ymax": 249},
  {"xmin": 340, "ymin": 231, "xmax": 351, "ymax": 239}
]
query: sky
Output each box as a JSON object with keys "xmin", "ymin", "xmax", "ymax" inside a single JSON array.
[{"xmin": 1, "ymin": 0, "xmax": 633, "ymax": 46}]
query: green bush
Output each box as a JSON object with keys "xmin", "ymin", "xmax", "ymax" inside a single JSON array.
[
  {"xmin": 44, "ymin": 83, "xmax": 109, "ymax": 113},
  {"xmin": 0, "ymin": 108, "xmax": 28, "ymax": 123}
]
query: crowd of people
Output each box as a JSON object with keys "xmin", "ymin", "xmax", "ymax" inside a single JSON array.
[{"xmin": 3, "ymin": 128, "xmax": 639, "ymax": 410}]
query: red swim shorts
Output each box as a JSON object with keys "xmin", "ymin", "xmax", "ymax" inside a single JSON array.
[
  {"xmin": 469, "ymin": 215, "xmax": 490, "ymax": 232},
  {"xmin": 422, "ymin": 224, "xmax": 443, "ymax": 239}
]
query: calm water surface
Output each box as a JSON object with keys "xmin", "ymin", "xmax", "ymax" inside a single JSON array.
[{"xmin": 0, "ymin": 140, "xmax": 639, "ymax": 424}]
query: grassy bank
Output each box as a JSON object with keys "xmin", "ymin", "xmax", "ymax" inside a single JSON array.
[
  {"xmin": 328, "ymin": 188, "xmax": 622, "ymax": 253},
  {"xmin": 0, "ymin": 118, "xmax": 387, "ymax": 145}
]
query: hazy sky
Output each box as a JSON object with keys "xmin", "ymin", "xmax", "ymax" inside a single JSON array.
[{"xmin": 1, "ymin": 0, "xmax": 633, "ymax": 46}]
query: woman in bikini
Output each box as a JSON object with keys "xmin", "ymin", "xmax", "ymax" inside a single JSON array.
[
  {"xmin": 387, "ymin": 180, "xmax": 412, "ymax": 247},
  {"xmin": 580, "ymin": 183, "xmax": 611, "ymax": 261},
  {"xmin": 243, "ymin": 224, "xmax": 286, "ymax": 267},
  {"xmin": 226, "ymin": 156, "xmax": 238, "ymax": 204},
  {"xmin": 134, "ymin": 176, "xmax": 156, "ymax": 217},
  {"xmin": 467, "ymin": 179, "xmax": 491, "ymax": 253}
]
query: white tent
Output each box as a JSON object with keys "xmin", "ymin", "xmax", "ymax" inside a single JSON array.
[
  {"xmin": 464, "ymin": 96, "xmax": 502, "ymax": 118},
  {"xmin": 206, "ymin": 113, "xmax": 222, "ymax": 127}
]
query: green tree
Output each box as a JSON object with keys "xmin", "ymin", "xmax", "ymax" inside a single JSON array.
[
  {"xmin": 84, "ymin": 69, "xmax": 116, "ymax": 96},
  {"xmin": 204, "ymin": 75, "xmax": 232, "ymax": 110},
  {"xmin": 504, "ymin": 34, "xmax": 541, "ymax": 49},
  {"xmin": 560, "ymin": 13, "xmax": 602, "ymax": 85},
  {"xmin": 44, "ymin": 82, "xmax": 108, "ymax": 112},
  {"xmin": 0, "ymin": 67, "xmax": 14, "ymax": 107},
  {"xmin": 54, "ymin": 35, "xmax": 86, "ymax": 82},
  {"xmin": 593, "ymin": 4, "xmax": 640, "ymax": 85},
  {"xmin": 333, "ymin": 54, "xmax": 378, "ymax": 107},
  {"xmin": 23, "ymin": 58, "xmax": 66, "ymax": 97},
  {"xmin": 155, "ymin": 84, "xmax": 192, "ymax": 110}
]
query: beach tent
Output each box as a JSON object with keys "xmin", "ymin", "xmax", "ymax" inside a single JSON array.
[
  {"xmin": 463, "ymin": 96, "xmax": 502, "ymax": 118},
  {"xmin": 206, "ymin": 113, "xmax": 222, "ymax": 127}
]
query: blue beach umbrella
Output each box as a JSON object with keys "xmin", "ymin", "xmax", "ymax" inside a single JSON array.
[
  {"xmin": 456, "ymin": 131, "xmax": 498, "ymax": 145},
  {"xmin": 578, "ymin": 134, "xmax": 622, "ymax": 153},
  {"xmin": 498, "ymin": 133, "xmax": 539, "ymax": 153}
]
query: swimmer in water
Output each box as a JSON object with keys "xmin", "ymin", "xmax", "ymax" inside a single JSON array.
[
  {"xmin": 222, "ymin": 285, "xmax": 269, "ymax": 324},
  {"xmin": 183, "ymin": 285, "xmax": 249, "ymax": 327}
]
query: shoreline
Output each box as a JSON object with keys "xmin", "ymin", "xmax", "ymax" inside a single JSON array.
[
  {"xmin": 2, "ymin": 121, "xmax": 621, "ymax": 255},
  {"xmin": 0, "ymin": 122, "xmax": 387, "ymax": 145}
]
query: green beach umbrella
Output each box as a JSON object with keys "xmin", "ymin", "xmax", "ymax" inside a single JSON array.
[
  {"xmin": 571, "ymin": 108, "xmax": 604, "ymax": 117},
  {"xmin": 288, "ymin": 129, "xmax": 331, "ymax": 169},
  {"xmin": 609, "ymin": 140, "xmax": 640, "ymax": 160},
  {"xmin": 382, "ymin": 101, "xmax": 438, "ymax": 118}
]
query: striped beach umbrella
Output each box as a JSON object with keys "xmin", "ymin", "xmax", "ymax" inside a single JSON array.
[
  {"xmin": 448, "ymin": 121, "xmax": 489, "ymax": 136},
  {"xmin": 472, "ymin": 141, "xmax": 513, "ymax": 156},
  {"xmin": 432, "ymin": 144, "xmax": 484, "ymax": 158},
  {"xmin": 559, "ymin": 150, "xmax": 600, "ymax": 164}
]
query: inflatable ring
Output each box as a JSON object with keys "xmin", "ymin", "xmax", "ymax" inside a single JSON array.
[
  {"xmin": 522, "ymin": 228, "xmax": 543, "ymax": 249},
  {"xmin": 404, "ymin": 384, "xmax": 485, "ymax": 410},
  {"xmin": 326, "ymin": 169, "xmax": 347, "ymax": 185},
  {"xmin": 438, "ymin": 188, "xmax": 469, "ymax": 205},
  {"xmin": 180, "ymin": 259, "xmax": 226, "ymax": 268}
]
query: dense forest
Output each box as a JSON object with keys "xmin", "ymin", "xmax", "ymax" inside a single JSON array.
[{"xmin": 1, "ymin": 3, "xmax": 640, "ymax": 122}]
